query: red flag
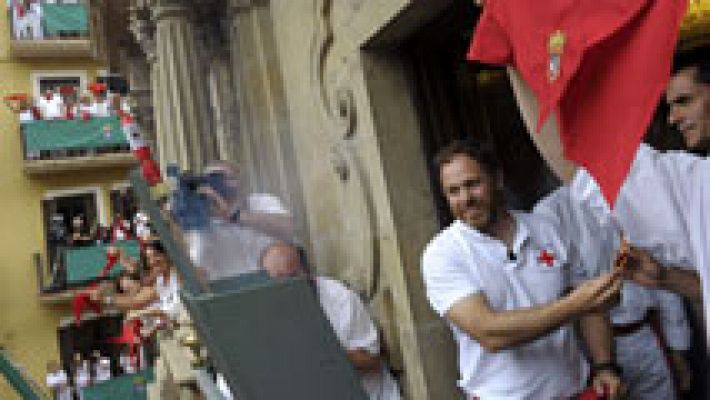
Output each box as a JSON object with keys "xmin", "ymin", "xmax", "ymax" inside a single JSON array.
[
  {"xmin": 72, "ymin": 293, "xmax": 101, "ymax": 326},
  {"xmin": 107, "ymin": 319, "xmax": 143, "ymax": 369},
  {"xmin": 71, "ymin": 247, "xmax": 121, "ymax": 324},
  {"xmin": 467, "ymin": 0, "xmax": 687, "ymax": 205},
  {"xmin": 88, "ymin": 83, "xmax": 107, "ymax": 96}
]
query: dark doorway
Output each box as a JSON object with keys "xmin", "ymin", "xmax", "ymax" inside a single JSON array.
[
  {"xmin": 400, "ymin": 1, "xmax": 559, "ymax": 226},
  {"xmin": 42, "ymin": 192, "xmax": 98, "ymax": 269},
  {"xmin": 109, "ymin": 186, "xmax": 137, "ymax": 222}
]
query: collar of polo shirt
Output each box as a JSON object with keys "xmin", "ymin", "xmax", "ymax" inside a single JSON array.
[{"xmin": 455, "ymin": 212, "xmax": 532, "ymax": 268}]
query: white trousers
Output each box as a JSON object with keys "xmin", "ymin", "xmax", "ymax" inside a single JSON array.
[{"xmin": 615, "ymin": 325, "xmax": 675, "ymax": 400}]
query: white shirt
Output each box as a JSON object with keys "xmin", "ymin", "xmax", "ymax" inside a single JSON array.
[
  {"xmin": 92, "ymin": 100, "xmax": 110, "ymax": 117},
  {"xmin": 120, "ymin": 353, "xmax": 136, "ymax": 375},
  {"xmin": 155, "ymin": 272, "xmax": 180, "ymax": 320},
  {"xmin": 316, "ymin": 277, "xmax": 401, "ymax": 400},
  {"xmin": 421, "ymin": 214, "xmax": 587, "ymax": 399},
  {"xmin": 186, "ymin": 225, "xmax": 277, "ymax": 281},
  {"xmin": 535, "ymin": 186, "xmax": 690, "ymax": 350},
  {"xmin": 46, "ymin": 370, "xmax": 72, "ymax": 400},
  {"xmin": 93, "ymin": 358, "xmax": 111, "ymax": 382},
  {"xmin": 571, "ymin": 143, "xmax": 708, "ymax": 344},
  {"xmin": 39, "ymin": 95, "xmax": 63, "ymax": 120}
]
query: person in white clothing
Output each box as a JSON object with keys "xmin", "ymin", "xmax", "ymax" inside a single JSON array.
[
  {"xmin": 72, "ymin": 353, "xmax": 90, "ymax": 400},
  {"xmin": 92, "ymin": 240, "xmax": 180, "ymax": 323},
  {"xmin": 92, "ymin": 352, "xmax": 112, "ymax": 383},
  {"xmin": 535, "ymin": 186, "xmax": 692, "ymax": 399},
  {"xmin": 513, "ymin": 45, "xmax": 709, "ymax": 399},
  {"xmin": 28, "ymin": 0, "xmax": 42, "ymax": 40},
  {"xmin": 420, "ymin": 141, "xmax": 625, "ymax": 399},
  {"xmin": 38, "ymin": 89, "xmax": 63, "ymax": 120},
  {"xmin": 257, "ymin": 242, "xmax": 402, "ymax": 400},
  {"xmin": 46, "ymin": 360, "xmax": 72, "ymax": 400},
  {"xmin": 198, "ymin": 160, "xmax": 295, "ymax": 241}
]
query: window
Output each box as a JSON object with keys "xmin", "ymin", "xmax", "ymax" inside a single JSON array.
[
  {"xmin": 38, "ymin": 76, "xmax": 81, "ymax": 103},
  {"xmin": 109, "ymin": 185, "xmax": 137, "ymax": 223},
  {"xmin": 41, "ymin": 187, "xmax": 105, "ymax": 292},
  {"xmin": 31, "ymin": 71, "xmax": 87, "ymax": 99}
]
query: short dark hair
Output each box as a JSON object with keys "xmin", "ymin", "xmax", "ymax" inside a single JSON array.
[
  {"xmin": 433, "ymin": 140, "xmax": 500, "ymax": 176},
  {"xmin": 144, "ymin": 240, "xmax": 166, "ymax": 255},
  {"xmin": 672, "ymin": 46, "xmax": 710, "ymax": 84}
]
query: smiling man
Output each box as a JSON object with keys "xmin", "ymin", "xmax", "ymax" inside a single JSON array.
[
  {"xmin": 421, "ymin": 140, "xmax": 625, "ymax": 399},
  {"xmin": 666, "ymin": 49, "xmax": 710, "ymax": 155}
]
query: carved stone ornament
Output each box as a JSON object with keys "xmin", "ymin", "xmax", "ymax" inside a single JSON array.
[{"xmin": 311, "ymin": 0, "xmax": 381, "ymax": 300}]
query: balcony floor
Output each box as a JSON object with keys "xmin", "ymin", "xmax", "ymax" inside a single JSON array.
[
  {"xmin": 24, "ymin": 152, "xmax": 135, "ymax": 175},
  {"xmin": 10, "ymin": 38, "xmax": 93, "ymax": 58}
]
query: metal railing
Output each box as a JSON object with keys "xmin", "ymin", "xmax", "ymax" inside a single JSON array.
[{"xmin": 0, "ymin": 350, "xmax": 47, "ymax": 400}]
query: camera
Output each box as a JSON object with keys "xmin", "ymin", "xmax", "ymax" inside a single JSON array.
[{"xmin": 171, "ymin": 171, "xmax": 229, "ymax": 230}]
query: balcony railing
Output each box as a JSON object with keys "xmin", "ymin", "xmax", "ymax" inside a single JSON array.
[
  {"xmin": 21, "ymin": 116, "xmax": 134, "ymax": 174},
  {"xmin": 7, "ymin": 1, "xmax": 93, "ymax": 58},
  {"xmin": 36, "ymin": 240, "xmax": 141, "ymax": 302}
]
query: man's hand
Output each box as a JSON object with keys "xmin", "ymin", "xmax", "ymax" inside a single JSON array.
[
  {"xmin": 568, "ymin": 272, "xmax": 623, "ymax": 313},
  {"xmin": 623, "ymin": 247, "xmax": 664, "ymax": 288},
  {"xmin": 592, "ymin": 370, "xmax": 626, "ymax": 400}
]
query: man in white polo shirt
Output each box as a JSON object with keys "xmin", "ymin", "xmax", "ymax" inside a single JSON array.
[
  {"xmin": 421, "ymin": 140, "xmax": 625, "ymax": 399},
  {"xmin": 535, "ymin": 185, "xmax": 691, "ymax": 399}
]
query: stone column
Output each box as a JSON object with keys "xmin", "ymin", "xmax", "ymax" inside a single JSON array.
[
  {"xmin": 225, "ymin": 0, "xmax": 291, "ymax": 198},
  {"xmin": 128, "ymin": 2, "xmax": 162, "ymax": 164},
  {"xmin": 152, "ymin": 0, "xmax": 216, "ymax": 172}
]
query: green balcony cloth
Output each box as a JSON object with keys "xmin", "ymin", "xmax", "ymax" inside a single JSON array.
[
  {"xmin": 23, "ymin": 117, "xmax": 126, "ymax": 153},
  {"xmin": 65, "ymin": 240, "xmax": 140, "ymax": 286},
  {"xmin": 82, "ymin": 368, "xmax": 154, "ymax": 400},
  {"xmin": 42, "ymin": 4, "xmax": 89, "ymax": 36}
]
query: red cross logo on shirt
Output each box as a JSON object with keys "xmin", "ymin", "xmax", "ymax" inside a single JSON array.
[{"xmin": 538, "ymin": 250, "xmax": 555, "ymax": 267}]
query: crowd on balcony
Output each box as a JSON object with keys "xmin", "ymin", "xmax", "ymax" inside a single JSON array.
[
  {"xmin": 7, "ymin": 0, "xmax": 85, "ymax": 40},
  {"xmin": 4, "ymin": 83, "xmax": 130, "ymax": 124},
  {"xmin": 44, "ymin": 212, "xmax": 159, "ymax": 399}
]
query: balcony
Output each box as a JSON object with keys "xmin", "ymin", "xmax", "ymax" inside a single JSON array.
[
  {"xmin": 21, "ymin": 116, "xmax": 135, "ymax": 174},
  {"xmin": 36, "ymin": 240, "xmax": 140, "ymax": 303},
  {"xmin": 7, "ymin": 1, "xmax": 94, "ymax": 58}
]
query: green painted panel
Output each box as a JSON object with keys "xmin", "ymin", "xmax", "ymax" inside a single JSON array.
[
  {"xmin": 23, "ymin": 117, "xmax": 126, "ymax": 153},
  {"xmin": 65, "ymin": 240, "xmax": 140, "ymax": 285},
  {"xmin": 82, "ymin": 368, "xmax": 153, "ymax": 400},
  {"xmin": 182, "ymin": 278, "xmax": 369, "ymax": 400},
  {"xmin": 42, "ymin": 4, "xmax": 89, "ymax": 35}
]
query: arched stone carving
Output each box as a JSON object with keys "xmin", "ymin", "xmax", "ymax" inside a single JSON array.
[{"xmin": 311, "ymin": 0, "xmax": 381, "ymax": 300}]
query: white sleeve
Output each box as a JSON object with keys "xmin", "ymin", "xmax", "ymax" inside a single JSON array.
[
  {"xmin": 342, "ymin": 287, "xmax": 380, "ymax": 354},
  {"xmin": 655, "ymin": 290, "xmax": 691, "ymax": 351},
  {"xmin": 421, "ymin": 240, "xmax": 482, "ymax": 316},
  {"xmin": 247, "ymin": 193, "xmax": 289, "ymax": 215},
  {"xmin": 534, "ymin": 187, "xmax": 608, "ymax": 285},
  {"xmin": 319, "ymin": 279, "xmax": 379, "ymax": 354}
]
